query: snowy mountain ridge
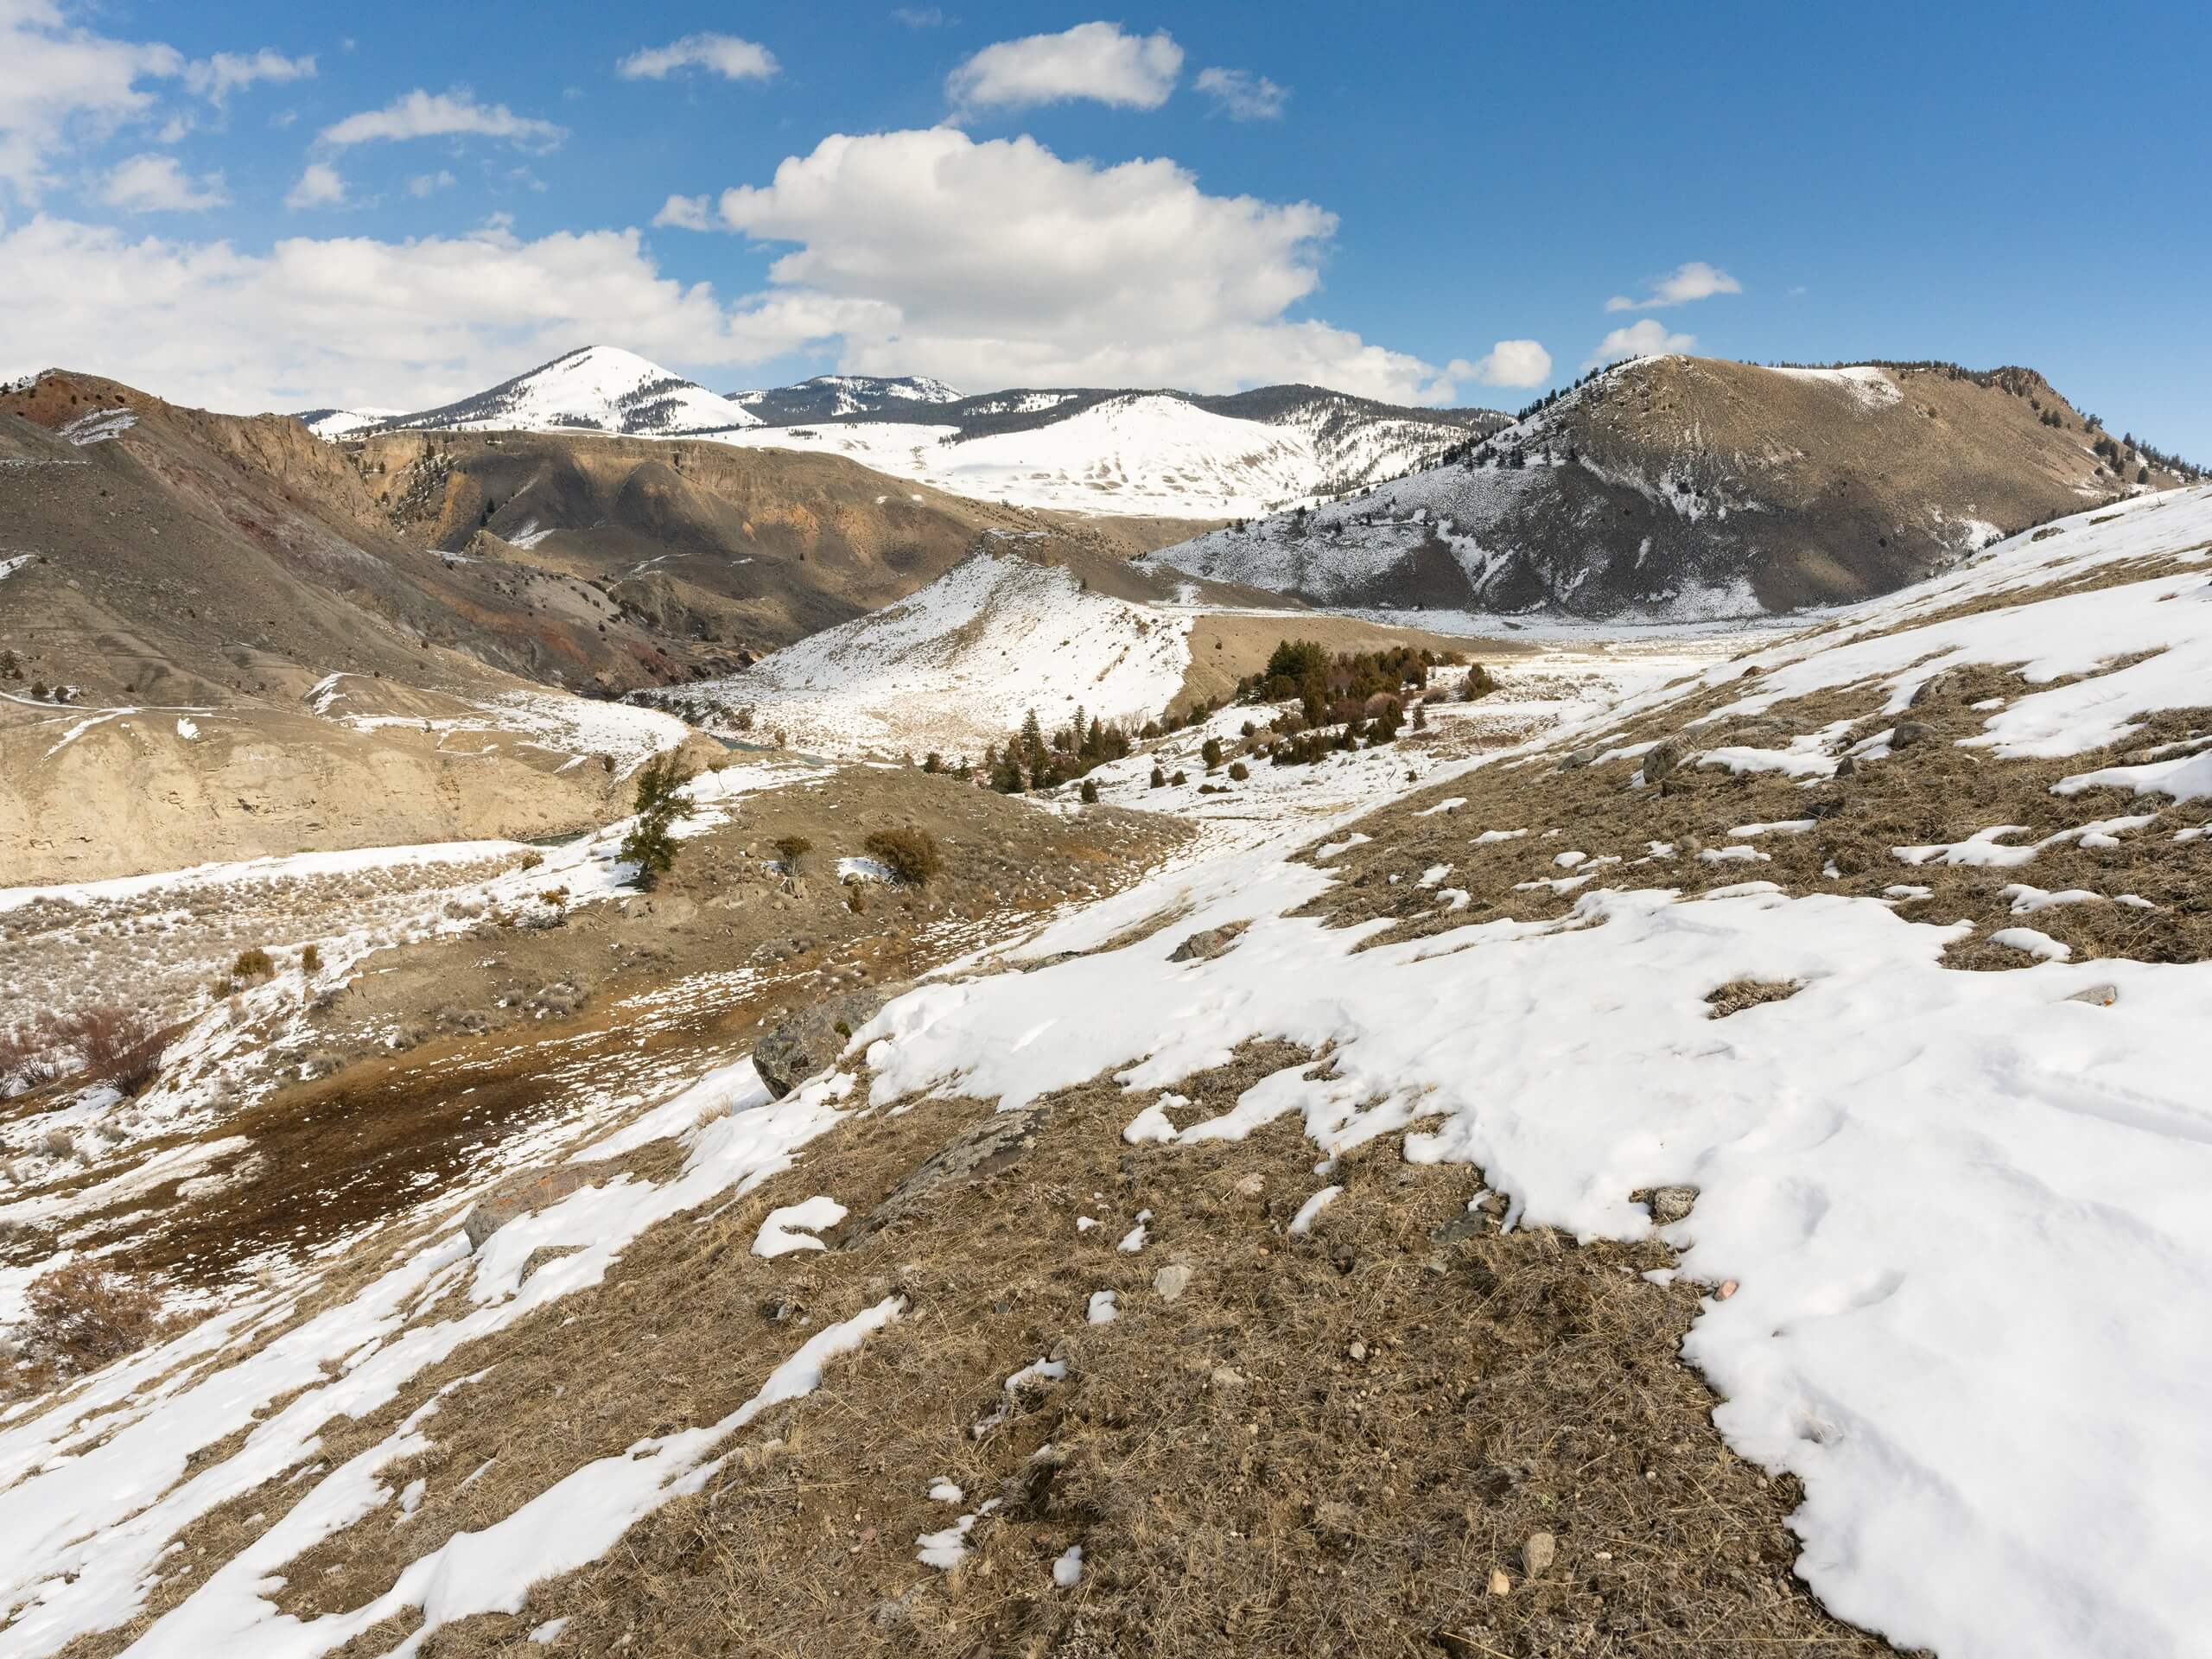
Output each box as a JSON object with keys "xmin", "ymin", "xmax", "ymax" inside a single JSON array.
[{"xmin": 304, "ymin": 346, "xmax": 1502, "ymax": 518}]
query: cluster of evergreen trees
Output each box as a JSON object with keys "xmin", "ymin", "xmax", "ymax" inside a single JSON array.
[
  {"xmin": 1227, "ymin": 639, "xmax": 1481, "ymax": 768},
  {"xmin": 982, "ymin": 704, "xmax": 1136, "ymax": 793}
]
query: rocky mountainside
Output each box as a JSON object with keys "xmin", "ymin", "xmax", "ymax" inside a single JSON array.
[
  {"xmin": 1155, "ymin": 355, "xmax": 2203, "ymax": 617},
  {"xmin": 316, "ymin": 347, "xmax": 1506, "ymax": 518},
  {"xmin": 0, "ymin": 368, "xmax": 1197, "ymax": 880}
]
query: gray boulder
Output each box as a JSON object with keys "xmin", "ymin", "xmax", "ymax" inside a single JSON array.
[
  {"xmin": 1168, "ymin": 923, "xmax": 1247, "ymax": 963},
  {"xmin": 1643, "ymin": 739, "xmax": 1683, "ymax": 783},
  {"xmin": 753, "ymin": 986, "xmax": 895, "ymax": 1098},
  {"xmin": 464, "ymin": 1161, "xmax": 617, "ymax": 1251}
]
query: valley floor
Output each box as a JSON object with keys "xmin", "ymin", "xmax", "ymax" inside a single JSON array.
[{"xmin": 4, "ymin": 490, "xmax": 2211, "ymax": 1658}]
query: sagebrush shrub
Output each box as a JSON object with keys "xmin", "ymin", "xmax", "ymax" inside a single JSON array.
[{"xmin": 864, "ymin": 826, "xmax": 944, "ymax": 885}]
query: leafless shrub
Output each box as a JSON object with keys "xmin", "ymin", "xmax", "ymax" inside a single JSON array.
[
  {"xmin": 0, "ymin": 1006, "xmax": 168, "ymax": 1096},
  {"xmin": 18, "ymin": 1262, "xmax": 172, "ymax": 1382},
  {"xmin": 67, "ymin": 1006, "xmax": 170, "ymax": 1094}
]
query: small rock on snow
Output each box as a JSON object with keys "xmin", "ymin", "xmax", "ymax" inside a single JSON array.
[
  {"xmin": 1643, "ymin": 1185, "xmax": 1699, "ymax": 1225},
  {"xmin": 1167, "ymin": 922, "xmax": 1247, "ymax": 963}
]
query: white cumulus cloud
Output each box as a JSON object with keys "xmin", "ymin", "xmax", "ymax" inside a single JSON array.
[
  {"xmin": 652, "ymin": 192, "xmax": 714, "ymax": 231},
  {"xmin": 947, "ymin": 22, "xmax": 1181, "ymax": 114},
  {"xmin": 616, "ymin": 34, "xmax": 779, "ymax": 82},
  {"xmin": 283, "ymin": 162, "xmax": 346, "ymax": 209},
  {"xmin": 1605, "ymin": 260, "xmax": 1740, "ymax": 312},
  {"xmin": 0, "ymin": 0, "xmax": 182, "ymax": 199},
  {"xmin": 1591, "ymin": 318, "xmax": 1695, "ymax": 365},
  {"xmin": 184, "ymin": 48, "xmax": 315, "ymax": 105},
  {"xmin": 1448, "ymin": 340, "xmax": 1552, "ymax": 389},
  {"xmin": 683, "ymin": 126, "xmax": 1490, "ymax": 404},
  {"xmin": 100, "ymin": 152, "xmax": 226, "ymax": 213},
  {"xmin": 0, "ymin": 214, "xmax": 859, "ymax": 413},
  {"xmin": 407, "ymin": 168, "xmax": 456, "ymax": 198},
  {"xmin": 0, "ymin": 128, "xmax": 1520, "ymax": 413},
  {"xmin": 1194, "ymin": 67, "xmax": 1287, "ymax": 120},
  {"xmin": 318, "ymin": 88, "xmax": 564, "ymax": 149}
]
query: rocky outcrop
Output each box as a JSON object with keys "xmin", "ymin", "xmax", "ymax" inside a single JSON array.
[
  {"xmin": 463, "ymin": 1160, "xmax": 622, "ymax": 1251},
  {"xmin": 1167, "ymin": 923, "xmax": 1248, "ymax": 963},
  {"xmin": 753, "ymin": 986, "xmax": 897, "ymax": 1098}
]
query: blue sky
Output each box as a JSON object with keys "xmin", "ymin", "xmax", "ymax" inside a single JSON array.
[{"xmin": 3, "ymin": 1, "xmax": 2206, "ymax": 457}]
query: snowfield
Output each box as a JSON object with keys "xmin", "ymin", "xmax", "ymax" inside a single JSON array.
[
  {"xmin": 3, "ymin": 487, "xmax": 2209, "ymax": 1657},
  {"xmin": 719, "ymin": 393, "xmax": 1323, "ymax": 518},
  {"xmin": 677, "ymin": 551, "xmax": 1193, "ymax": 760}
]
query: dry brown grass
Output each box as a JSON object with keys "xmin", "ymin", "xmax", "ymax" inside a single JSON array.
[
  {"xmin": 1309, "ymin": 645, "xmax": 2212, "ymax": 976},
  {"xmin": 60, "ymin": 1042, "xmax": 1899, "ymax": 1659}
]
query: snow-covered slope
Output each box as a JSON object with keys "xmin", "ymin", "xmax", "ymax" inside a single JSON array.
[
  {"xmin": 292, "ymin": 407, "xmax": 403, "ymax": 441},
  {"xmin": 4, "ymin": 489, "xmax": 2211, "ymax": 1659},
  {"xmin": 673, "ymin": 550, "xmax": 1192, "ymax": 758},
  {"xmin": 720, "ymin": 393, "xmax": 1327, "ymax": 519},
  {"xmin": 361, "ymin": 346, "xmax": 762, "ymax": 439},
  {"xmin": 319, "ymin": 349, "xmax": 1496, "ymax": 518}
]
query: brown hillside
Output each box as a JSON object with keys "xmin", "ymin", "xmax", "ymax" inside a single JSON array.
[{"xmin": 1160, "ymin": 356, "xmax": 2196, "ymax": 615}]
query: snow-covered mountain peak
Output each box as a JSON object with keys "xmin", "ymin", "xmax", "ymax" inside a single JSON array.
[{"xmin": 358, "ymin": 345, "xmax": 762, "ymax": 439}]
